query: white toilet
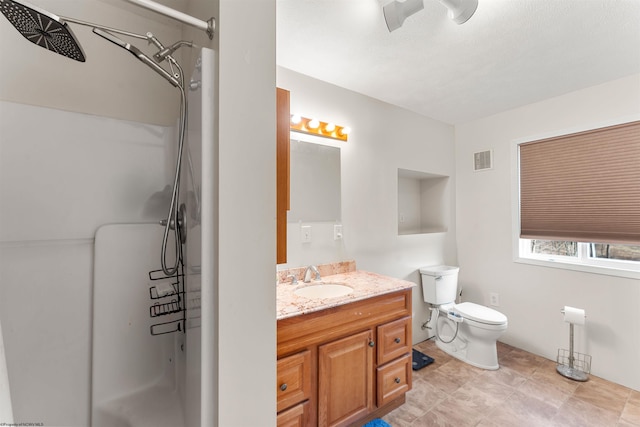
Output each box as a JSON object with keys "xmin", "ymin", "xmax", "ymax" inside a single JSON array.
[{"xmin": 420, "ymin": 265, "xmax": 508, "ymax": 370}]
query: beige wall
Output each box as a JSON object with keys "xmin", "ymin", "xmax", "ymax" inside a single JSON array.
[
  {"xmin": 455, "ymin": 74, "xmax": 640, "ymax": 390},
  {"xmin": 277, "ymin": 66, "xmax": 457, "ymax": 345}
]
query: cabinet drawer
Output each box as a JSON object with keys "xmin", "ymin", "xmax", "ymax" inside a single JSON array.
[
  {"xmin": 277, "ymin": 401, "xmax": 310, "ymax": 427},
  {"xmin": 377, "ymin": 316, "xmax": 411, "ymax": 365},
  {"xmin": 376, "ymin": 354, "xmax": 411, "ymax": 407},
  {"xmin": 277, "ymin": 350, "xmax": 311, "ymax": 412}
]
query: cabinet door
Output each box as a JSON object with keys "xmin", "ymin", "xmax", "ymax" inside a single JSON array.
[{"xmin": 318, "ymin": 330, "xmax": 374, "ymax": 427}]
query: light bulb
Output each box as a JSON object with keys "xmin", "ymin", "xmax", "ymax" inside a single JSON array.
[
  {"xmin": 308, "ymin": 118, "xmax": 320, "ymax": 129},
  {"xmin": 290, "ymin": 114, "xmax": 302, "ymax": 125},
  {"xmin": 340, "ymin": 126, "xmax": 351, "ymax": 136},
  {"xmin": 325, "ymin": 123, "xmax": 336, "ymax": 133}
]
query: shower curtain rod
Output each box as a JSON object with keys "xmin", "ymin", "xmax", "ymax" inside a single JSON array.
[{"xmin": 126, "ymin": 0, "xmax": 215, "ymax": 39}]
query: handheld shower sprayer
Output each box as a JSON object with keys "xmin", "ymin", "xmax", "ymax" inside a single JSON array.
[
  {"xmin": 92, "ymin": 28, "xmax": 181, "ymax": 88},
  {"xmin": 88, "ymin": 27, "xmax": 189, "ymax": 277},
  {"xmin": 0, "ymin": 0, "xmax": 204, "ymax": 276}
]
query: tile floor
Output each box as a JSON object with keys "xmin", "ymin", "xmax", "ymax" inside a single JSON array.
[{"xmin": 382, "ymin": 339, "xmax": 640, "ymax": 427}]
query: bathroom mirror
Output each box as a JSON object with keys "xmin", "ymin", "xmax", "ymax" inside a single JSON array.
[{"xmin": 287, "ymin": 139, "xmax": 341, "ymax": 222}]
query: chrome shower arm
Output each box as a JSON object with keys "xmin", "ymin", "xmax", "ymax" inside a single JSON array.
[
  {"xmin": 92, "ymin": 28, "xmax": 181, "ymax": 88},
  {"xmin": 60, "ymin": 16, "xmax": 149, "ymax": 40}
]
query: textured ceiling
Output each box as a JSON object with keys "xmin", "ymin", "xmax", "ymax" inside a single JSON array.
[{"xmin": 277, "ymin": 0, "xmax": 640, "ymax": 124}]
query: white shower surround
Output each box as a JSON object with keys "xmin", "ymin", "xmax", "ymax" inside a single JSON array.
[
  {"xmin": 92, "ymin": 224, "xmax": 186, "ymax": 427},
  {"xmin": 0, "ymin": 100, "xmax": 176, "ymax": 425},
  {"xmin": 90, "ymin": 48, "xmax": 215, "ymax": 427}
]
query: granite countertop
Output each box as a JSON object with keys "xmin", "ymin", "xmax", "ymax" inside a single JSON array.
[{"xmin": 277, "ymin": 270, "xmax": 416, "ymax": 320}]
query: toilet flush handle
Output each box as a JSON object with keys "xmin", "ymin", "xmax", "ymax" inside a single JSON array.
[{"xmin": 435, "ymin": 276, "xmax": 442, "ymax": 281}]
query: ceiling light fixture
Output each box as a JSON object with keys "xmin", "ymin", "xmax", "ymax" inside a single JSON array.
[
  {"xmin": 439, "ymin": 0, "xmax": 478, "ymax": 24},
  {"xmin": 383, "ymin": 0, "xmax": 478, "ymax": 32},
  {"xmin": 383, "ymin": 0, "xmax": 424, "ymax": 32},
  {"xmin": 290, "ymin": 115, "xmax": 350, "ymax": 142}
]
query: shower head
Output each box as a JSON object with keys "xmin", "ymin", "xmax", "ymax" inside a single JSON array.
[{"xmin": 0, "ymin": 0, "xmax": 85, "ymax": 62}]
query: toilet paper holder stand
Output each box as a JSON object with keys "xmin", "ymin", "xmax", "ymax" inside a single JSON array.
[{"xmin": 556, "ymin": 308, "xmax": 591, "ymax": 382}]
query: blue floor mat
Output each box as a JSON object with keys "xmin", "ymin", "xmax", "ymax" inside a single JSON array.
[
  {"xmin": 412, "ymin": 348, "xmax": 434, "ymax": 370},
  {"xmin": 362, "ymin": 419, "xmax": 391, "ymax": 427}
]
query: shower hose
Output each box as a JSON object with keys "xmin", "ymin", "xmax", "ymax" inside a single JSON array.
[{"xmin": 433, "ymin": 307, "xmax": 459, "ymax": 344}]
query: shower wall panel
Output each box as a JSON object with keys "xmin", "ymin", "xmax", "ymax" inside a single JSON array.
[
  {"xmin": 0, "ymin": 101, "xmax": 175, "ymax": 242},
  {"xmin": 0, "ymin": 101, "xmax": 174, "ymax": 426}
]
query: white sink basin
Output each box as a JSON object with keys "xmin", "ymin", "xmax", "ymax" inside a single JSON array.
[{"xmin": 294, "ymin": 283, "xmax": 354, "ymax": 299}]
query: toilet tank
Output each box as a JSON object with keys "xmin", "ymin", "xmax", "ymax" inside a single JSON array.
[{"xmin": 419, "ymin": 265, "xmax": 459, "ymax": 305}]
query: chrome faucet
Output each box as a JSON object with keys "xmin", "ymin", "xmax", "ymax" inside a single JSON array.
[{"xmin": 303, "ymin": 265, "xmax": 321, "ymax": 283}]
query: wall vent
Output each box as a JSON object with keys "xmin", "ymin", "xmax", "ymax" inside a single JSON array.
[{"xmin": 473, "ymin": 150, "xmax": 493, "ymax": 171}]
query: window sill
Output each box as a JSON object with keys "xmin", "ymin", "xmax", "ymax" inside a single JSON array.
[{"xmin": 514, "ymin": 256, "xmax": 640, "ymax": 280}]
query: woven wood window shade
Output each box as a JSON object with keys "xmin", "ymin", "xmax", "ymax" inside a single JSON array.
[{"xmin": 519, "ymin": 120, "xmax": 640, "ymax": 244}]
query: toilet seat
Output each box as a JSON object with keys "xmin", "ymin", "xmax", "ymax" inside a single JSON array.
[{"xmin": 453, "ymin": 302, "xmax": 507, "ymax": 325}]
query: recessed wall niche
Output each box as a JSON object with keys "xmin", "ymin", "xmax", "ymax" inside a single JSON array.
[{"xmin": 398, "ymin": 168, "xmax": 450, "ymax": 235}]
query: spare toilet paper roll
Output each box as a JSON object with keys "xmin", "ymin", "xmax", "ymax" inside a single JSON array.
[{"xmin": 563, "ymin": 306, "xmax": 586, "ymax": 325}]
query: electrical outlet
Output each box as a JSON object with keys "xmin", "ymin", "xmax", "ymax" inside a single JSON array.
[
  {"xmin": 489, "ymin": 292, "xmax": 500, "ymax": 307},
  {"xmin": 301, "ymin": 225, "xmax": 312, "ymax": 243}
]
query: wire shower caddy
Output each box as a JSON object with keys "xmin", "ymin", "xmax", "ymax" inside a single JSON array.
[{"xmin": 148, "ymin": 245, "xmax": 185, "ymax": 336}]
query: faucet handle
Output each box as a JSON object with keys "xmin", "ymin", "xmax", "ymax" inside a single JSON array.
[{"xmin": 286, "ymin": 274, "xmax": 298, "ymax": 285}]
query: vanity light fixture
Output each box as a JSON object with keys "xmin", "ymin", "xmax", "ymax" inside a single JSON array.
[{"xmin": 290, "ymin": 115, "xmax": 350, "ymax": 142}]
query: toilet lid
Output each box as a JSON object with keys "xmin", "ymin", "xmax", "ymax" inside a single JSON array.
[{"xmin": 454, "ymin": 302, "xmax": 507, "ymax": 325}]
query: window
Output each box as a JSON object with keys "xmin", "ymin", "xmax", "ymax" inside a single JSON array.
[
  {"xmin": 519, "ymin": 239, "xmax": 640, "ymax": 274},
  {"xmin": 514, "ymin": 120, "xmax": 640, "ymax": 277}
]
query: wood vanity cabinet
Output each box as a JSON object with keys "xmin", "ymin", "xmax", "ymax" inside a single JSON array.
[{"xmin": 277, "ymin": 289, "xmax": 412, "ymax": 427}]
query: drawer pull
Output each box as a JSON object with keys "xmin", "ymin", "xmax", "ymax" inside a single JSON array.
[
  {"xmin": 369, "ymin": 340, "xmax": 375, "ymax": 348},
  {"xmin": 280, "ymin": 383, "xmax": 287, "ymax": 391},
  {"xmin": 394, "ymin": 337, "xmax": 401, "ymax": 344},
  {"xmin": 394, "ymin": 377, "xmax": 401, "ymax": 384}
]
